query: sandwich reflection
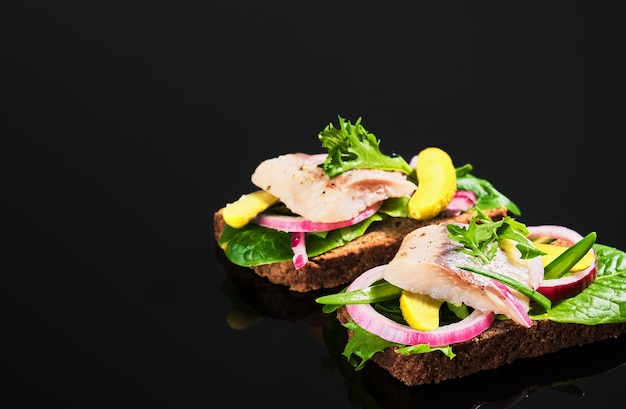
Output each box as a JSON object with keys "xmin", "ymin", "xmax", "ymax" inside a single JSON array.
[
  {"xmin": 216, "ymin": 246, "xmax": 626, "ymax": 409},
  {"xmin": 217, "ymin": 247, "xmax": 331, "ymax": 322}
]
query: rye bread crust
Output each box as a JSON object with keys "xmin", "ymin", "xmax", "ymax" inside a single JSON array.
[
  {"xmin": 213, "ymin": 207, "xmax": 508, "ymax": 292},
  {"xmin": 336, "ymin": 306, "xmax": 626, "ymax": 386}
]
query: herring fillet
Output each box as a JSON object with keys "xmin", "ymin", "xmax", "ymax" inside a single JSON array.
[
  {"xmin": 251, "ymin": 153, "xmax": 417, "ymax": 223},
  {"xmin": 383, "ymin": 224, "xmax": 544, "ymax": 327}
]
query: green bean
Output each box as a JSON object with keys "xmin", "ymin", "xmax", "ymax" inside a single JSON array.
[
  {"xmin": 315, "ymin": 281, "xmax": 401, "ymax": 305},
  {"xmin": 543, "ymin": 232, "xmax": 596, "ymax": 280},
  {"xmin": 457, "ymin": 265, "xmax": 552, "ymax": 311}
]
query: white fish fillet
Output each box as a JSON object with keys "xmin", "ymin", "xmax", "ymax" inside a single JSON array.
[
  {"xmin": 383, "ymin": 223, "xmax": 543, "ymax": 327},
  {"xmin": 251, "ymin": 153, "xmax": 416, "ymax": 222}
]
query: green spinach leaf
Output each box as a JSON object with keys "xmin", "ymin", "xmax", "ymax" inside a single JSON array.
[{"xmin": 530, "ymin": 244, "xmax": 626, "ymax": 324}]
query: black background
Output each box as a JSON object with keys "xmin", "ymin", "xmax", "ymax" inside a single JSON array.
[{"xmin": 3, "ymin": 2, "xmax": 624, "ymax": 408}]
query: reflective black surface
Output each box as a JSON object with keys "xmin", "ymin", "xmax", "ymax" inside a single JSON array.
[{"xmin": 4, "ymin": 2, "xmax": 623, "ymax": 408}]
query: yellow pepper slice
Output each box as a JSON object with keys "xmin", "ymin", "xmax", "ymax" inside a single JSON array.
[
  {"xmin": 222, "ymin": 190, "xmax": 279, "ymax": 228},
  {"xmin": 408, "ymin": 147, "xmax": 457, "ymax": 220},
  {"xmin": 534, "ymin": 242, "xmax": 595, "ymax": 272},
  {"xmin": 399, "ymin": 290, "xmax": 445, "ymax": 331}
]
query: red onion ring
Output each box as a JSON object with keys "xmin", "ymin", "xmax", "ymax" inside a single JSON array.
[
  {"xmin": 253, "ymin": 202, "xmax": 382, "ymax": 232},
  {"xmin": 491, "ymin": 280, "xmax": 532, "ymax": 327},
  {"xmin": 527, "ymin": 225, "xmax": 598, "ymax": 301},
  {"xmin": 345, "ymin": 265, "xmax": 495, "ymax": 346}
]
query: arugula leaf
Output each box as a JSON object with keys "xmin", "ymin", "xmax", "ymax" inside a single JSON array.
[
  {"xmin": 447, "ymin": 215, "xmax": 498, "ymax": 263},
  {"xmin": 498, "ymin": 219, "xmax": 546, "ymax": 259},
  {"xmin": 318, "ymin": 116, "xmax": 413, "ymax": 179},
  {"xmin": 447, "ymin": 208, "xmax": 545, "ymax": 264}
]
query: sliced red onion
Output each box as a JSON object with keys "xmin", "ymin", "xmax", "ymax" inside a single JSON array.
[
  {"xmin": 527, "ymin": 225, "xmax": 585, "ymax": 245},
  {"xmin": 536, "ymin": 262, "xmax": 597, "ymax": 301},
  {"xmin": 491, "ymin": 280, "xmax": 532, "ymax": 327},
  {"xmin": 441, "ymin": 190, "xmax": 478, "ymax": 216},
  {"xmin": 455, "ymin": 190, "xmax": 478, "ymax": 200},
  {"xmin": 291, "ymin": 231, "xmax": 307, "ymax": 269},
  {"xmin": 254, "ymin": 202, "xmax": 382, "ymax": 232},
  {"xmin": 527, "ymin": 225, "xmax": 598, "ymax": 301},
  {"xmin": 345, "ymin": 265, "xmax": 495, "ymax": 346}
]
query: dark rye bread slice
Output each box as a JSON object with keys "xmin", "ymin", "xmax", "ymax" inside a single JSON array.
[
  {"xmin": 213, "ymin": 206, "xmax": 508, "ymax": 293},
  {"xmin": 336, "ymin": 306, "xmax": 626, "ymax": 386}
]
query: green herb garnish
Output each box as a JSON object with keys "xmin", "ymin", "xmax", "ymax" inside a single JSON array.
[
  {"xmin": 318, "ymin": 116, "xmax": 414, "ymax": 179},
  {"xmin": 447, "ymin": 208, "xmax": 545, "ymax": 264}
]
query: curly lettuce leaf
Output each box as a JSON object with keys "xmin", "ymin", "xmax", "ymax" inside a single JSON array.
[
  {"xmin": 341, "ymin": 320, "xmax": 455, "ymax": 371},
  {"xmin": 318, "ymin": 116, "xmax": 413, "ymax": 179}
]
